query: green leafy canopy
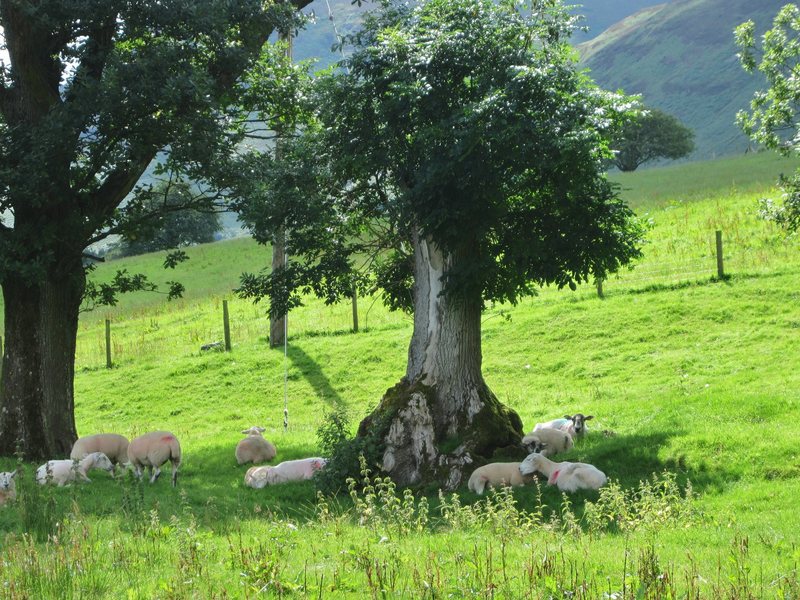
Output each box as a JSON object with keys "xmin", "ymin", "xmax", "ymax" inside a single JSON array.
[{"xmin": 236, "ymin": 0, "xmax": 645, "ymax": 316}]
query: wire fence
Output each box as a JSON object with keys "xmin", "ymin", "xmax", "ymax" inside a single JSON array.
[{"xmin": 73, "ymin": 226, "xmax": 800, "ymax": 370}]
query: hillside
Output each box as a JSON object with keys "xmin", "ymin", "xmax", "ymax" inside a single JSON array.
[
  {"xmin": 292, "ymin": 0, "xmax": 676, "ymax": 68},
  {"xmin": 579, "ymin": 0, "xmax": 786, "ymax": 160},
  {"xmin": 0, "ymin": 153, "xmax": 799, "ymax": 596}
]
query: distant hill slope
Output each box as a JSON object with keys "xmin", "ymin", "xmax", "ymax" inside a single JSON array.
[
  {"xmin": 570, "ymin": 0, "xmax": 673, "ymax": 42},
  {"xmin": 292, "ymin": 0, "xmax": 674, "ymax": 67},
  {"xmin": 579, "ymin": 0, "xmax": 786, "ymax": 160}
]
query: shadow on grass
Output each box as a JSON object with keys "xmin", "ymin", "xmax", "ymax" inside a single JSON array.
[
  {"xmin": 286, "ymin": 344, "xmax": 346, "ymax": 410},
  {"xmin": 504, "ymin": 429, "xmax": 737, "ymax": 517},
  {"xmin": 611, "ymin": 269, "xmax": 790, "ymax": 298},
  {"xmin": 0, "ymin": 430, "xmax": 738, "ymax": 535}
]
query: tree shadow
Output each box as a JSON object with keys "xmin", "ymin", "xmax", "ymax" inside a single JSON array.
[
  {"xmin": 286, "ymin": 344, "xmax": 346, "ymax": 410},
  {"xmin": 506, "ymin": 429, "xmax": 736, "ymax": 515}
]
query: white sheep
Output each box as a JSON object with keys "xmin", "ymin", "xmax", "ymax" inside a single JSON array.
[
  {"xmin": 467, "ymin": 462, "xmax": 533, "ymax": 495},
  {"xmin": 71, "ymin": 433, "xmax": 130, "ymax": 470},
  {"xmin": 244, "ymin": 457, "xmax": 326, "ymax": 489},
  {"xmin": 0, "ymin": 470, "xmax": 16, "ymax": 505},
  {"xmin": 534, "ymin": 413, "xmax": 594, "ymax": 439},
  {"xmin": 519, "ymin": 452, "xmax": 607, "ymax": 492},
  {"xmin": 127, "ymin": 431, "xmax": 182, "ymax": 487},
  {"xmin": 36, "ymin": 452, "xmax": 114, "ymax": 486},
  {"xmin": 235, "ymin": 426, "xmax": 277, "ymax": 465},
  {"xmin": 521, "ymin": 427, "xmax": 574, "ymax": 457}
]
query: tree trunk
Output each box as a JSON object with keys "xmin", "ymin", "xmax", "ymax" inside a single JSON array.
[
  {"xmin": 270, "ymin": 227, "xmax": 287, "ymax": 348},
  {"xmin": 0, "ymin": 259, "xmax": 84, "ymax": 460},
  {"xmin": 358, "ymin": 232, "xmax": 523, "ymax": 489}
]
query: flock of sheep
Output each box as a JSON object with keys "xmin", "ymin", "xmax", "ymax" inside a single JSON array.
[
  {"xmin": 0, "ymin": 413, "xmax": 606, "ymax": 504},
  {"xmin": 467, "ymin": 413, "xmax": 607, "ymax": 495}
]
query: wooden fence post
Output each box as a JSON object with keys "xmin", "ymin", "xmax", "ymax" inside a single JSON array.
[
  {"xmin": 352, "ymin": 286, "xmax": 359, "ymax": 333},
  {"xmin": 715, "ymin": 230, "xmax": 725, "ymax": 278},
  {"xmin": 223, "ymin": 300, "xmax": 232, "ymax": 351},
  {"xmin": 105, "ymin": 319, "xmax": 112, "ymax": 369},
  {"xmin": 596, "ymin": 277, "xmax": 604, "ymax": 299}
]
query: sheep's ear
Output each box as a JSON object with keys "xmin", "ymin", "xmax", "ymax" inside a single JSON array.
[
  {"xmin": 564, "ymin": 415, "xmax": 573, "ymax": 421},
  {"xmin": 585, "ymin": 415, "xmax": 594, "ymax": 421},
  {"xmin": 10, "ymin": 470, "xmax": 17, "ymax": 478}
]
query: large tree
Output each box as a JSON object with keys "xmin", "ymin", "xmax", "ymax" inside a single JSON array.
[
  {"xmin": 0, "ymin": 0, "xmax": 310, "ymax": 459},
  {"xmin": 237, "ymin": 0, "xmax": 645, "ymax": 488},
  {"xmin": 737, "ymin": 4, "xmax": 800, "ymax": 232},
  {"xmin": 612, "ymin": 107, "xmax": 695, "ymax": 172}
]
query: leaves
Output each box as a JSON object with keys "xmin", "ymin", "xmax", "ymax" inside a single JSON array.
[{"xmin": 737, "ymin": 4, "xmax": 800, "ymax": 232}]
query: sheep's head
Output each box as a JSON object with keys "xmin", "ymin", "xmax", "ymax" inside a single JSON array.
[
  {"xmin": 0, "ymin": 471, "xmax": 16, "ymax": 491},
  {"xmin": 90, "ymin": 452, "xmax": 114, "ymax": 472},
  {"xmin": 519, "ymin": 453, "xmax": 545, "ymax": 476},
  {"xmin": 565, "ymin": 413, "xmax": 594, "ymax": 435},
  {"xmin": 242, "ymin": 426, "xmax": 266, "ymax": 437},
  {"xmin": 522, "ymin": 434, "xmax": 548, "ymax": 455},
  {"xmin": 310, "ymin": 459, "xmax": 326, "ymax": 472}
]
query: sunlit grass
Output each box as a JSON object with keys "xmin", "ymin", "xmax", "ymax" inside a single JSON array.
[{"xmin": 0, "ymin": 152, "xmax": 799, "ymax": 597}]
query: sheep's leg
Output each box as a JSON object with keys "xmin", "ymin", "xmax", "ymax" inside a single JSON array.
[
  {"xmin": 150, "ymin": 466, "xmax": 161, "ymax": 484},
  {"xmin": 171, "ymin": 462, "xmax": 178, "ymax": 487},
  {"xmin": 133, "ymin": 464, "xmax": 143, "ymax": 481},
  {"xmin": 79, "ymin": 471, "xmax": 91, "ymax": 483}
]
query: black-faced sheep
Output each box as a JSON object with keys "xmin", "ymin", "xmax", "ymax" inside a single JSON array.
[
  {"xmin": 534, "ymin": 413, "xmax": 594, "ymax": 439},
  {"xmin": 466, "ymin": 462, "xmax": 533, "ymax": 495},
  {"xmin": 36, "ymin": 452, "xmax": 114, "ymax": 486},
  {"xmin": 127, "ymin": 431, "xmax": 182, "ymax": 487},
  {"xmin": 519, "ymin": 452, "xmax": 606, "ymax": 492},
  {"xmin": 521, "ymin": 427, "xmax": 574, "ymax": 457},
  {"xmin": 235, "ymin": 426, "xmax": 277, "ymax": 465}
]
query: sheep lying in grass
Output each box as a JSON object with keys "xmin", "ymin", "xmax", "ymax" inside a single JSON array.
[
  {"xmin": 36, "ymin": 452, "xmax": 114, "ymax": 486},
  {"xmin": 534, "ymin": 413, "xmax": 594, "ymax": 439},
  {"xmin": 467, "ymin": 462, "xmax": 534, "ymax": 495},
  {"xmin": 128, "ymin": 431, "xmax": 182, "ymax": 487},
  {"xmin": 519, "ymin": 452, "xmax": 606, "ymax": 492},
  {"xmin": 0, "ymin": 471, "xmax": 16, "ymax": 505},
  {"xmin": 521, "ymin": 427, "xmax": 574, "ymax": 457},
  {"xmin": 71, "ymin": 433, "xmax": 130, "ymax": 472},
  {"xmin": 244, "ymin": 457, "xmax": 326, "ymax": 489},
  {"xmin": 235, "ymin": 426, "xmax": 277, "ymax": 465}
]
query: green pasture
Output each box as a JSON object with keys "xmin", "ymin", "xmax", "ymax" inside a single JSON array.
[{"xmin": 0, "ymin": 152, "xmax": 799, "ymax": 598}]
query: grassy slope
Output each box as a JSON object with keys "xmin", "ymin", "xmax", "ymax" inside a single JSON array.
[
  {"xmin": 579, "ymin": 0, "xmax": 788, "ymax": 159},
  {"xmin": 1, "ymin": 152, "xmax": 799, "ymax": 596}
]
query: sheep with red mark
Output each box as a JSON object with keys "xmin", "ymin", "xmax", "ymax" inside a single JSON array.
[
  {"xmin": 127, "ymin": 431, "xmax": 182, "ymax": 487},
  {"xmin": 520, "ymin": 452, "xmax": 606, "ymax": 492}
]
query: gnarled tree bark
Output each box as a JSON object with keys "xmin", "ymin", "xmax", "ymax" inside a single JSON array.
[{"xmin": 359, "ymin": 231, "xmax": 523, "ymax": 489}]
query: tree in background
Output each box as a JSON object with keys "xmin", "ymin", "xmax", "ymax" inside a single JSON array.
[
  {"xmin": 0, "ymin": 0, "xmax": 311, "ymax": 459},
  {"xmin": 612, "ymin": 107, "xmax": 695, "ymax": 172},
  {"xmin": 111, "ymin": 182, "xmax": 222, "ymax": 258},
  {"xmin": 237, "ymin": 0, "xmax": 645, "ymax": 488},
  {"xmin": 737, "ymin": 4, "xmax": 800, "ymax": 232}
]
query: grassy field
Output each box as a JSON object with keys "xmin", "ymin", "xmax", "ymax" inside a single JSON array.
[{"xmin": 0, "ymin": 153, "xmax": 799, "ymax": 598}]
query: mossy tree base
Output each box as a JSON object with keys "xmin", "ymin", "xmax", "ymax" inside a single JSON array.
[{"xmin": 358, "ymin": 378, "xmax": 525, "ymax": 490}]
